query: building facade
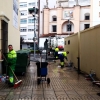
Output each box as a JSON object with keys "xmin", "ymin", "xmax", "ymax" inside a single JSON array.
[
  {"xmin": 39, "ymin": 0, "xmax": 57, "ymax": 47},
  {"xmin": 42, "ymin": 0, "xmax": 100, "ymax": 35},
  {"xmin": 19, "ymin": 0, "xmax": 38, "ymax": 44},
  {"xmin": 90, "ymin": 0, "xmax": 100, "ymax": 26},
  {"xmin": 0, "ymin": 0, "xmax": 20, "ymax": 52},
  {"xmin": 43, "ymin": 0, "xmax": 91, "ymax": 36}
]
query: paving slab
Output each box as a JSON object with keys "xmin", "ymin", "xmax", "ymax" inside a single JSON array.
[{"xmin": 0, "ymin": 60, "xmax": 100, "ymax": 100}]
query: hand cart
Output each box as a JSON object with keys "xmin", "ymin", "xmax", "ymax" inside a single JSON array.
[{"xmin": 36, "ymin": 57, "xmax": 50, "ymax": 85}]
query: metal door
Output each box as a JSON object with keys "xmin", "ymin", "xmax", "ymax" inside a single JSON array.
[{"xmin": 1, "ymin": 20, "xmax": 8, "ymax": 53}]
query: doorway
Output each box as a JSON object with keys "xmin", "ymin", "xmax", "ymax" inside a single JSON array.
[
  {"xmin": 1, "ymin": 20, "xmax": 8, "ymax": 74},
  {"xmin": 1, "ymin": 20, "xmax": 8, "ymax": 53}
]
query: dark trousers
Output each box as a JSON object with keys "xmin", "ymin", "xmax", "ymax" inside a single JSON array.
[{"xmin": 55, "ymin": 51, "xmax": 58, "ymax": 59}]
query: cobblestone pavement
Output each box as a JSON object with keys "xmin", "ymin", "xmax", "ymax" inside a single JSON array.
[{"xmin": 0, "ymin": 60, "xmax": 100, "ymax": 100}]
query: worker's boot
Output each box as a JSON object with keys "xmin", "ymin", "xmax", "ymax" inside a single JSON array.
[
  {"xmin": 61, "ymin": 65, "xmax": 64, "ymax": 68},
  {"xmin": 8, "ymin": 77, "xmax": 14, "ymax": 87},
  {"xmin": 97, "ymin": 93, "xmax": 100, "ymax": 96},
  {"xmin": 7, "ymin": 80, "xmax": 14, "ymax": 87},
  {"xmin": 9, "ymin": 83, "xmax": 14, "ymax": 87}
]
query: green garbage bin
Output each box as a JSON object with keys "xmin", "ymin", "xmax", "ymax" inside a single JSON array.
[
  {"xmin": 19, "ymin": 49, "xmax": 30, "ymax": 66},
  {"xmin": 15, "ymin": 49, "xmax": 30, "ymax": 74}
]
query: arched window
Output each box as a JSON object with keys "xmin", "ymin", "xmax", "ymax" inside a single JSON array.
[
  {"xmin": 84, "ymin": 13, "xmax": 90, "ymax": 20},
  {"xmin": 52, "ymin": 15, "xmax": 57, "ymax": 21}
]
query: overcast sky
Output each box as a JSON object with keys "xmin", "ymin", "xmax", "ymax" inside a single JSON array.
[
  {"xmin": 40, "ymin": 0, "xmax": 57, "ymax": 9},
  {"xmin": 48, "ymin": 0, "xmax": 56, "ymax": 8}
]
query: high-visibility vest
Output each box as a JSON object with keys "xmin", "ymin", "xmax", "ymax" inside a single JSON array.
[
  {"xmin": 62, "ymin": 52, "xmax": 67, "ymax": 57},
  {"xmin": 60, "ymin": 62, "xmax": 64, "ymax": 66},
  {"xmin": 55, "ymin": 48, "xmax": 59, "ymax": 52},
  {"xmin": 8, "ymin": 50, "xmax": 17, "ymax": 59},
  {"xmin": 9, "ymin": 77, "xmax": 14, "ymax": 83}
]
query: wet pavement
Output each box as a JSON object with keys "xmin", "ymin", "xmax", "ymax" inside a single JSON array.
[{"xmin": 0, "ymin": 59, "xmax": 100, "ymax": 100}]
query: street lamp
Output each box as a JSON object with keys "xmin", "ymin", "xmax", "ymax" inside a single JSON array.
[
  {"xmin": 28, "ymin": 7, "xmax": 38, "ymax": 59},
  {"xmin": 32, "ymin": 7, "xmax": 37, "ymax": 58}
]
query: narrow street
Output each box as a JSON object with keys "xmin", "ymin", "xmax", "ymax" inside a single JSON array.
[{"xmin": 0, "ymin": 58, "xmax": 100, "ymax": 100}]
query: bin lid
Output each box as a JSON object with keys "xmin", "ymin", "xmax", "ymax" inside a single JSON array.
[{"xmin": 16, "ymin": 49, "xmax": 30, "ymax": 54}]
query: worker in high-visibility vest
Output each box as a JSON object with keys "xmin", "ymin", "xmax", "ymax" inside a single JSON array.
[
  {"xmin": 54, "ymin": 47, "xmax": 59, "ymax": 59},
  {"xmin": 7, "ymin": 45, "xmax": 17, "ymax": 87},
  {"xmin": 59, "ymin": 51, "xmax": 69, "ymax": 68}
]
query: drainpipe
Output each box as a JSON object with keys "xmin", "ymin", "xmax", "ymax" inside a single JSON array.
[
  {"xmin": 77, "ymin": 57, "xmax": 80, "ymax": 74},
  {"xmin": 77, "ymin": 32, "xmax": 81, "ymax": 74}
]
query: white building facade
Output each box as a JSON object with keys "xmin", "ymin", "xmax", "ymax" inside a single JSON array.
[
  {"xmin": 39, "ymin": 0, "xmax": 57, "ymax": 48},
  {"xmin": 90, "ymin": 0, "xmax": 100, "ymax": 26},
  {"xmin": 41, "ymin": 0, "xmax": 100, "ymax": 48},
  {"xmin": 19, "ymin": 0, "xmax": 38, "ymax": 43},
  {"xmin": 57, "ymin": 0, "xmax": 100, "ymax": 27},
  {"xmin": 42, "ymin": 0, "xmax": 100, "ymax": 35}
]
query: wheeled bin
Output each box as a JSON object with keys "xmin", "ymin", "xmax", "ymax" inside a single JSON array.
[
  {"xmin": 1, "ymin": 50, "xmax": 30, "ymax": 75},
  {"xmin": 15, "ymin": 50, "xmax": 30, "ymax": 75},
  {"xmin": 36, "ymin": 62, "xmax": 50, "ymax": 85}
]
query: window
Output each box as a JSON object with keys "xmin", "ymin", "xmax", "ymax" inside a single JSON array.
[
  {"xmin": 85, "ymin": 15, "xmax": 90, "ymax": 20},
  {"xmin": 28, "ymin": 2, "xmax": 35, "ymax": 6},
  {"xmin": 28, "ymin": 29, "xmax": 34, "ymax": 32},
  {"xmin": 84, "ymin": 13, "xmax": 90, "ymax": 20},
  {"xmin": 20, "ymin": 19, "xmax": 27, "ymax": 24},
  {"xmin": 28, "ymin": 38, "xmax": 32, "ymax": 40},
  {"xmin": 52, "ymin": 25, "xmax": 57, "ymax": 32},
  {"xmin": 20, "ymin": 27, "xmax": 27, "ymax": 32},
  {"xmin": 84, "ymin": 24, "xmax": 90, "ymax": 29},
  {"xmin": 52, "ymin": 16, "xmax": 57, "ymax": 21},
  {"xmin": 28, "ymin": 17, "xmax": 35, "ymax": 23},
  {"xmin": 68, "ymin": 40, "xmax": 70, "ymax": 45},
  {"xmin": 21, "ymin": 35, "xmax": 27, "ymax": 40},
  {"xmin": 28, "ymin": 25, "xmax": 34, "ymax": 32},
  {"xmin": 20, "ymin": 2, "xmax": 27, "ymax": 7},
  {"xmin": 67, "ymin": 24, "xmax": 72, "ymax": 31},
  {"xmin": 20, "ymin": 10, "xmax": 27, "ymax": 16}
]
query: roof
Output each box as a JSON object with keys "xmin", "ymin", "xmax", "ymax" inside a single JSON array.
[
  {"xmin": 39, "ymin": 33, "xmax": 57, "ymax": 38},
  {"xmin": 39, "ymin": 32, "xmax": 74, "ymax": 38}
]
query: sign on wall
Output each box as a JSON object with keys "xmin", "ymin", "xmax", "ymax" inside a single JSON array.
[
  {"xmin": 13, "ymin": 0, "xmax": 18, "ymax": 29},
  {"xmin": 63, "ymin": 10, "xmax": 73, "ymax": 19}
]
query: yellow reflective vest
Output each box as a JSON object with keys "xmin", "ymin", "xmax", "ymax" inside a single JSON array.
[
  {"xmin": 62, "ymin": 52, "xmax": 67, "ymax": 57},
  {"xmin": 55, "ymin": 48, "xmax": 59, "ymax": 52},
  {"xmin": 8, "ymin": 50, "xmax": 17, "ymax": 59},
  {"xmin": 7, "ymin": 50, "xmax": 17, "ymax": 65}
]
